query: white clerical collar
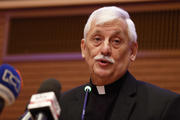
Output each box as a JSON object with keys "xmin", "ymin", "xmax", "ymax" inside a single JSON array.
[{"xmin": 96, "ymin": 86, "xmax": 106, "ymax": 95}]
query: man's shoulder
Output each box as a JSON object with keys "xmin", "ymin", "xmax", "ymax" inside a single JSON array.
[
  {"xmin": 126, "ymin": 72, "xmax": 178, "ymax": 98},
  {"xmin": 60, "ymin": 84, "xmax": 87, "ymax": 101},
  {"xmin": 136, "ymin": 80, "xmax": 178, "ymax": 100}
]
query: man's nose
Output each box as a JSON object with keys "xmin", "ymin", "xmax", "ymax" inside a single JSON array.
[{"xmin": 101, "ymin": 40, "xmax": 111, "ymax": 56}]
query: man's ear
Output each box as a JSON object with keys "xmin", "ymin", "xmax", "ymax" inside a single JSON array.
[
  {"xmin": 81, "ymin": 39, "xmax": 86, "ymax": 58},
  {"xmin": 130, "ymin": 42, "xmax": 138, "ymax": 62}
]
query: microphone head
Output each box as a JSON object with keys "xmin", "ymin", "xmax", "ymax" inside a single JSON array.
[
  {"xmin": 84, "ymin": 86, "xmax": 91, "ymax": 93},
  {"xmin": 37, "ymin": 78, "xmax": 61, "ymax": 103},
  {"xmin": 0, "ymin": 64, "xmax": 22, "ymax": 105},
  {"xmin": 28, "ymin": 79, "xmax": 61, "ymax": 120}
]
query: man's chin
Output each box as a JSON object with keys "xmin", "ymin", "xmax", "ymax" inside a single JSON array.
[
  {"xmin": 94, "ymin": 70, "xmax": 111, "ymax": 78},
  {"xmin": 92, "ymin": 71, "xmax": 112, "ymax": 82},
  {"xmin": 91, "ymin": 78, "xmax": 108, "ymax": 86}
]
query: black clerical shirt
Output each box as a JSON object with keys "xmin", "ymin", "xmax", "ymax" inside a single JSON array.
[{"xmin": 84, "ymin": 73, "xmax": 127, "ymax": 120}]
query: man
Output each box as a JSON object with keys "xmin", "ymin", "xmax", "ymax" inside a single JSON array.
[{"xmin": 60, "ymin": 6, "xmax": 178, "ymax": 120}]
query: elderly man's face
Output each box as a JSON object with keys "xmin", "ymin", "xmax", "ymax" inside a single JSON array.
[{"xmin": 81, "ymin": 18, "xmax": 137, "ymax": 86}]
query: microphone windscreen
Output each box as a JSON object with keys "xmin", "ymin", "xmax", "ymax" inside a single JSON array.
[
  {"xmin": 0, "ymin": 64, "xmax": 22, "ymax": 105},
  {"xmin": 28, "ymin": 79, "xmax": 61, "ymax": 120},
  {"xmin": 37, "ymin": 78, "xmax": 61, "ymax": 103}
]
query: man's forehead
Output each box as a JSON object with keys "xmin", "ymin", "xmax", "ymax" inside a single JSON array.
[{"xmin": 87, "ymin": 19, "xmax": 127, "ymax": 34}]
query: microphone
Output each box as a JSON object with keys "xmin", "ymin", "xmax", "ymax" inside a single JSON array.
[
  {"xmin": 27, "ymin": 78, "xmax": 61, "ymax": 120},
  {"xmin": 0, "ymin": 64, "xmax": 22, "ymax": 113},
  {"xmin": 81, "ymin": 85, "xmax": 91, "ymax": 120}
]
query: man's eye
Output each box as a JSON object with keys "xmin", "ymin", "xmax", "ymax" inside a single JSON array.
[
  {"xmin": 92, "ymin": 36, "xmax": 102, "ymax": 45},
  {"xmin": 112, "ymin": 39, "xmax": 121, "ymax": 44},
  {"xmin": 111, "ymin": 38, "xmax": 121, "ymax": 47},
  {"xmin": 94, "ymin": 37, "xmax": 101, "ymax": 41}
]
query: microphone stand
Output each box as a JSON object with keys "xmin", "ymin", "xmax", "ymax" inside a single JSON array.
[
  {"xmin": 36, "ymin": 112, "xmax": 47, "ymax": 120},
  {"xmin": 81, "ymin": 86, "xmax": 91, "ymax": 120}
]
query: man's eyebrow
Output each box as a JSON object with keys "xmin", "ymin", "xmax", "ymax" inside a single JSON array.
[
  {"xmin": 91, "ymin": 30, "xmax": 102, "ymax": 36},
  {"xmin": 112, "ymin": 30, "xmax": 122, "ymax": 36}
]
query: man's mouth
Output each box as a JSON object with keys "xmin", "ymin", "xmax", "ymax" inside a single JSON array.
[
  {"xmin": 100, "ymin": 60, "xmax": 108, "ymax": 63},
  {"xmin": 97, "ymin": 59, "xmax": 112, "ymax": 66},
  {"xmin": 94, "ymin": 55, "xmax": 115, "ymax": 64}
]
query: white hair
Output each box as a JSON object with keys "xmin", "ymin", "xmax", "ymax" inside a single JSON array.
[{"xmin": 83, "ymin": 6, "xmax": 137, "ymax": 42}]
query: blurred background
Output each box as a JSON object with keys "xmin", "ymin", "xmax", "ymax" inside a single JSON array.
[{"xmin": 0, "ymin": 0, "xmax": 180, "ymax": 119}]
